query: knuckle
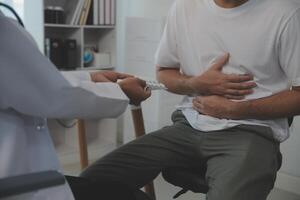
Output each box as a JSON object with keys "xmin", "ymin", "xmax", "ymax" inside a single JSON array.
[
  {"xmin": 240, "ymin": 84, "xmax": 247, "ymax": 89},
  {"xmin": 238, "ymin": 90, "xmax": 245, "ymax": 95},
  {"xmin": 232, "ymin": 90, "xmax": 240, "ymax": 95},
  {"xmin": 237, "ymin": 77, "xmax": 243, "ymax": 82}
]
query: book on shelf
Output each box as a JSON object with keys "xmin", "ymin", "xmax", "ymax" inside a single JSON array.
[
  {"xmin": 65, "ymin": 39, "xmax": 77, "ymax": 69},
  {"xmin": 64, "ymin": 0, "xmax": 79, "ymax": 24},
  {"xmin": 93, "ymin": 0, "xmax": 99, "ymax": 25},
  {"xmin": 45, "ymin": 38, "xmax": 64, "ymax": 68},
  {"xmin": 111, "ymin": 0, "xmax": 115, "ymax": 25},
  {"xmin": 83, "ymin": 0, "xmax": 92, "ymax": 25},
  {"xmin": 72, "ymin": 0, "xmax": 84, "ymax": 25},
  {"xmin": 99, "ymin": 0, "xmax": 105, "ymax": 25},
  {"xmin": 86, "ymin": 1, "xmax": 94, "ymax": 25},
  {"xmin": 79, "ymin": 0, "xmax": 90, "ymax": 25},
  {"xmin": 104, "ymin": 0, "xmax": 111, "ymax": 25},
  {"xmin": 45, "ymin": 38, "xmax": 78, "ymax": 70},
  {"xmin": 70, "ymin": 1, "xmax": 80, "ymax": 25},
  {"xmin": 59, "ymin": 0, "xmax": 116, "ymax": 26}
]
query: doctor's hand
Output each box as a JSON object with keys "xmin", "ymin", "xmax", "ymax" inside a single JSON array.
[
  {"xmin": 187, "ymin": 53, "xmax": 257, "ymax": 100},
  {"xmin": 90, "ymin": 71, "xmax": 133, "ymax": 83},
  {"xmin": 118, "ymin": 77, "xmax": 151, "ymax": 106}
]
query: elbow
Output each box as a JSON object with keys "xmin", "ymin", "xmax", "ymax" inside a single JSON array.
[
  {"xmin": 156, "ymin": 66, "xmax": 162, "ymax": 81},
  {"xmin": 106, "ymin": 99, "xmax": 129, "ymax": 118},
  {"xmin": 292, "ymin": 86, "xmax": 300, "ymax": 116},
  {"xmin": 156, "ymin": 66, "xmax": 167, "ymax": 83}
]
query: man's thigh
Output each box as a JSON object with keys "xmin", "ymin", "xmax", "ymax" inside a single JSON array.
[
  {"xmin": 80, "ymin": 113, "xmax": 202, "ymax": 188},
  {"xmin": 66, "ymin": 176, "xmax": 150, "ymax": 200},
  {"xmin": 203, "ymin": 125, "xmax": 280, "ymax": 200}
]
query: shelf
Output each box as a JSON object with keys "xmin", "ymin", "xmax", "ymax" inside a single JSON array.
[
  {"xmin": 84, "ymin": 25, "xmax": 115, "ymax": 29},
  {"xmin": 45, "ymin": 24, "xmax": 115, "ymax": 29},
  {"xmin": 44, "ymin": 0, "xmax": 117, "ymax": 70},
  {"xmin": 45, "ymin": 24, "xmax": 80, "ymax": 28}
]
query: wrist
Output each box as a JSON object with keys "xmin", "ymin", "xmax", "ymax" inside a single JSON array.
[
  {"xmin": 227, "ymin": 101, "xmax": 248, "ymax": 120},
  {"xmin": 117, "ymin": 81, "xmax": 124, "ymax": 90},
  {"xmin": 182, "ymin": 78, "xmax": 195, "ymax": 95},
  {"xmin": 90, "ymin": 72, "xmax": 97, "ymax": 82},
  {"xmin": 185, "ymin": 77, "xmax": 207, "ymax": 96}
]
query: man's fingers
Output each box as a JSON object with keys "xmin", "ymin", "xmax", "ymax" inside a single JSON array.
[
  {"xmin": 224, "ymin": 95, "xmax": 245, "ymax": 100},
  {"xmin": 98, "ymin": 76, "xmax": 111, "ymax": 82},
  {"xmin": 225, "ymin": 89, "xmax": 254, "ymax": 96},
  {"xmin": 226, "ymin": 74, "xmax": 254, "ymax": 83},
  {"xmin": 117, "ymin": 73, "xmax": 134, "ymax": 80},
  {"xmin": 136, "ymin": 78, "xmax": 147, "ymax": 88},
  {"xmin": 144, "ymin": 89, "xmax": 152, "ymax": 99},
  {"xmin": 226, "ymin": 82, "xmax": 257, "ymax": 90},
  {"xmin": 192, "ymin": 98, "xmax": 203, "ymax": 112},
  {"xmin": 211, "ymin": 53, "xmax": 230, "ymax": 71}
]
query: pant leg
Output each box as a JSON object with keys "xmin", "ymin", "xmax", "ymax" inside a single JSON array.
[
  {"xmin": 80, "ymin": 111, "xmax": 202, "ymax": 189},
  {"xmin": 201, "ymin": 125, "xmax": 280, "ymax": 200},
  {"xmin": 66, "ymin": 176, "xmax": 149, "ymax": 200}
]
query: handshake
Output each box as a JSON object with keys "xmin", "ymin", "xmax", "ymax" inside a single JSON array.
[{"xmin": 90, "ymin": 71, "xmax": 151, "ymax": 106}]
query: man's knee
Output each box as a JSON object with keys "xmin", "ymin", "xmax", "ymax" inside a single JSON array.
[{"xmin": 205, "ymin": 153, "xmax": 278, "ymax": 200}]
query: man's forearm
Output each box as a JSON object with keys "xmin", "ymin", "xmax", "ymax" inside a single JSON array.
[
  {"xmin": 157, "ymin": 63, "xmax": 256, "ymax": 98},
  {"xmin": 157, "ymin": 67, "xmax": 194, "ymax": 95},
  {"xmin": 232, "ymin": 88, "xmax": 300, "ymax": 120}
]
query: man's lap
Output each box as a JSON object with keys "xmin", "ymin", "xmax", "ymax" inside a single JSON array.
[
  {"xmin": 80, "ymin": 111, "xmax": 280, "ymax": 199},
  {"xmin": 202, "ymin": 125, "xmax": 280, "ymax": 199}
]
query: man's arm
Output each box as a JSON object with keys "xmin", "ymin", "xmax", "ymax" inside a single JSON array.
[
  {"xmin": 157, "ymin": 67, "xmax": 193, "ymax": 95},
  {"xmin": 192, "ymin": 87, "xmax": 300, "ymax": 120},
  {"xmin": 157, "ymin": 53, "xmax": 256, "ymax": 99}
]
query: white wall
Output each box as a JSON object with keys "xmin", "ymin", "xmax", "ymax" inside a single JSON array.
[
  {"xmin": 116, "ymin": 0, "xmax": 174, "ymax": 73},
  {"xmin": 24, "ymin": 0, "xmax": 44, "ymax": 51},
  {"xmin": 116, "ymin": 0, "xmax": 180, "ymax": 143},
  {"xmin": 0, "ymin": 1, "xmax": 42, "ymax": 49}
]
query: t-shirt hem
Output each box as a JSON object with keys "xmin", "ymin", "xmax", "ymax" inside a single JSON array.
[{"xmin": 154, "ymin": 62, "xmax": 180, "ymax": 68}]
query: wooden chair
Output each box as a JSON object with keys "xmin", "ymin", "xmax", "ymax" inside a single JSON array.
[{"xmin": 77, "ymin": 105, "xmax": 156, "ymax": 200}]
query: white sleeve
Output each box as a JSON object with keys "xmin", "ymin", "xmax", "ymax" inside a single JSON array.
[
  {"xmin": 154, "ymin": 1, "xmax": 180, "ymax": 68},
  {"xmin": 279, "ymin": 9, "xmax": 300, "ymax": 87},
  {"xmin": 61, "ymin": 71, "xmax": 92, "ymax": 83},
  {"xmin": 0, "ymin": 15, "xmax": 129, "ymax": 119}
]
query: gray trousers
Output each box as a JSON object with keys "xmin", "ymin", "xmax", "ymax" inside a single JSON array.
[{"xmin": 81, "ymin": 111, "xmax": 281, "ymax": 200}]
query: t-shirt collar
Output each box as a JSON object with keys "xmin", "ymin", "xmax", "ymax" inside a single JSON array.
[{"xmin": 204, "ymin": 0, "xmax": 257, "ymax": 18}]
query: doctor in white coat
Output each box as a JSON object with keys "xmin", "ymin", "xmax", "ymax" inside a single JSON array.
[{"xmin": 0, "ymin": 10, "xmax": 150, "ymax": 200}]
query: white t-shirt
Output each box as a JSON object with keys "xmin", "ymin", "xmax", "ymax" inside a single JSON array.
[{"xmin": 155, "ymin": 0, "xmax": 300, "ymax": 142}]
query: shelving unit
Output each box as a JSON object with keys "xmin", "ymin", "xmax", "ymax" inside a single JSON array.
[{"xmin": 43, "ymin": 0, "xmax": 117, "ymax": 70}]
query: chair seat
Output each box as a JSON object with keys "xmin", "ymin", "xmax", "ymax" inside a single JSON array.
[{"xmin": 162, "ymin": 167, "xmax": 209, "ymax": 199}]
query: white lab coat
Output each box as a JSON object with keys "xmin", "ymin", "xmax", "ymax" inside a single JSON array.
[{"xmin": 0, "ymin": 12, "xmax": 129, "ymax": 200}]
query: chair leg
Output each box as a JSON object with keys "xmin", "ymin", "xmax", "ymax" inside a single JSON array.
[
  {"xmin": 131, "ymin": 105, "xmax": 156, "ymax": 200},
  {"xmin": 77, "ymin": 120, "xmax": 89, "ymax": 170}
]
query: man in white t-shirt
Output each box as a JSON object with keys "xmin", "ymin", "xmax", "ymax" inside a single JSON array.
[{"xmin": 81, "ymin": 0, "xmax": 300, "ymax": 199}]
